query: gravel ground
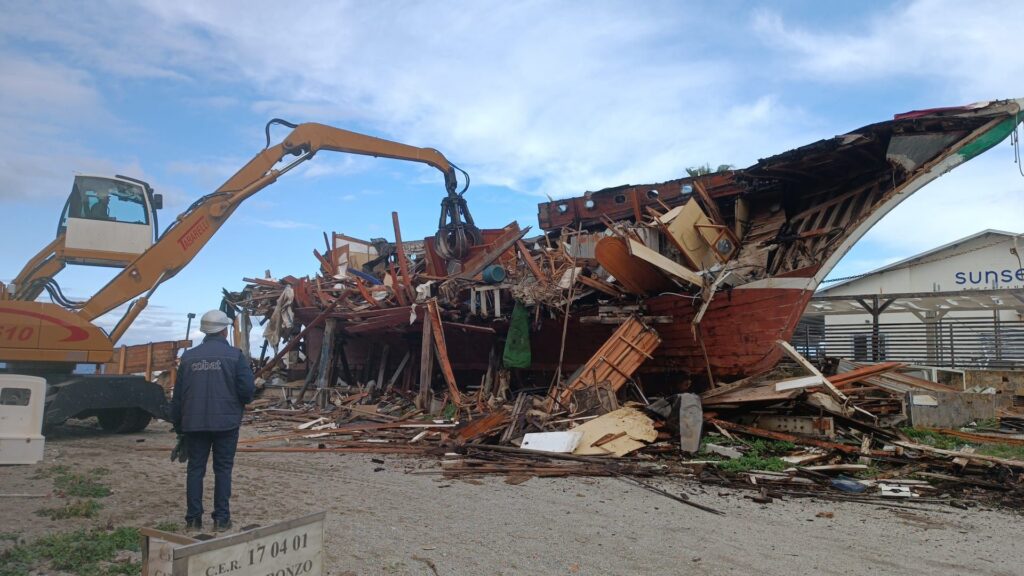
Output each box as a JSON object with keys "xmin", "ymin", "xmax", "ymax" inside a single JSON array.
[{"xmin": 2, "ymin": 420, "xmax": 1021, "ymax": 575}]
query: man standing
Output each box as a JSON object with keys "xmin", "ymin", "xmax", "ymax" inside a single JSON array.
[{"xmin": 169, "ymin": 309, "xmax": 255, "ymax": 531}]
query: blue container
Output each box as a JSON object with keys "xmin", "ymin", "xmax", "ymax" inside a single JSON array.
[{"xmin": 482, "ymin": 265, "xmax": 507, "ymax": 284}]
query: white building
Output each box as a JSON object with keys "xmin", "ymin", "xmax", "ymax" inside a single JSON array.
[{"xmin": 800, "ymin": 230, "xmax": 1024, "ymax": 369}]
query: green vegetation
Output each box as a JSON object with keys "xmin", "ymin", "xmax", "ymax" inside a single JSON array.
[
  {"xmin": 700, "ymin": 437, "xmax": 795, "ymax": 473},
  {"xmin": 685, "ymin": 163, "xmax": 734, "ymax": 177},
  {"xmin": 900, "ymin": 427, "xmax": 966, "ymax": 451},
  {"xmin": 441, "ymin": 402, "xmax": 458, "ymax": 420},
  {"xmin": 0, "ymin": 527, "xmax": 140, "ymax": 576},
  {"xmin": 34, "ymin": 466, "xmax": 112, "ymax": 498},
  {"xmin": 0, "ymin": 533, "xmax": 20, "ymax": 542},
  {"xmin": 855, "ymin": 464, "xmax": 881, "ymax": 479},
  {"xmin": 31, "ymin": 464, "xmax": 70, "ymax": 480},
  {"xmin": 901, "ymin": 427, "xmax": 1024, "ymax": 461},
  {"xmin": 717, "ymin": 454, "xmax": 788, "ymax": 473},
  {"xmin": 976, "ymin": 443, "xmax": 1024, "ymax": 461},
  {"xmin": 153, "ymin": 521, "xmax": 180, "ymax": 533},
  {"xmin": 36, "ymin": 499, "xmax": 104, "ymax": 520},
  {"xmin": 973, "ymin": 417, "xmax": 1000, "ymax": 430}
]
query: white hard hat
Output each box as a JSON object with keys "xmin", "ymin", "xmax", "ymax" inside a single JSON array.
[{"xmin": 199, "ymin": 310, "xmax": 232, "ymax": 334}]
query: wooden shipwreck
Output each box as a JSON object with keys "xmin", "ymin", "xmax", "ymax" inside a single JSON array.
[
  {"xmin": 532, "ymin": 98, "xmax": 1024, "ymax": 382},
  {"xmin": 231, "ymin": 98, "xmax": 1024, "ymax": 398}
]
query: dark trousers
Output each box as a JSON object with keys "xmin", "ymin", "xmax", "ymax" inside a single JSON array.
[{"xmin": 185, "ymin": 428, "xmax": 239, "ymax": 523}]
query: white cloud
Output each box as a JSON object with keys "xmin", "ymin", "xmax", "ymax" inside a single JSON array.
[
  {"xmin": 0, "ymin": 53, "xmax": 124, "ymax": 200},
  {"xmin": 753, "ymin": 1, "xmax": 1024, "ymax": 99},
  {"xmin": 3, "ymin": 1, "xmax": 818, "ymax": 200},
  {"xmin": 4, "ymin": 0, "xmax": 1022, "ymax": 286},
  {"xmin": 856, "ymin": 151, "xmax": 1024, "ymax": 256}
]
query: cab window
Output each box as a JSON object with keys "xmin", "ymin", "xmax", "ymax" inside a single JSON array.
[{"xmin": 69, "ymin": 177, "xmax": 149, "ymax": 225}]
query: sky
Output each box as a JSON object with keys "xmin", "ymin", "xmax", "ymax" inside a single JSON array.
[{"xmin": 1, "ymin": 0, "xmax": 1022, "ymax": 346}]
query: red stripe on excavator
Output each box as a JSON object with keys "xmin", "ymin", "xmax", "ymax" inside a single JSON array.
[{"xmin": 0, "ymin": 306, "xmax": 91, "ymax": 342}]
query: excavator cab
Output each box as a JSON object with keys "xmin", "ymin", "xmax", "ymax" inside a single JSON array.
[{"xmin": 56, "ymin": 175, "xmax": 162, "ymax": 267}]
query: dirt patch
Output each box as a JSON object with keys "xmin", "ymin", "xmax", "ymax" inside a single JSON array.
[{"xmin": 2, "ymin": 419, "xmax": 1022, "ymax": 575}]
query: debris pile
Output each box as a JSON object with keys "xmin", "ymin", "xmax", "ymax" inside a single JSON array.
[
  {"xmin": 216, "ymin": 209, "xmax": 1024, "ymax": 513},
  {"xmin": 219, "ymin": 98, "xmax": 1024, "ymax": 511}
]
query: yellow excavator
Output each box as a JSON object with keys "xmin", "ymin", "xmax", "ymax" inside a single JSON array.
[{"xmin": 0, "ymin": 119, "xmax": 479, "ymax": 433}]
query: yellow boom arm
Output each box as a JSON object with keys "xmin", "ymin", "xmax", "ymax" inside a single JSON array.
[{"xmin": 77, "ymin": 122, "xmax": 461, "ymax": 342}]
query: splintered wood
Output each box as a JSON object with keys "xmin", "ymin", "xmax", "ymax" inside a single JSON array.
[{"xmin": 552, "ymin": 316, "xmax": 661, "ymax": 410}]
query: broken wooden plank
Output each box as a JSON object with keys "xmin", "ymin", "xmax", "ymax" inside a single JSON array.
[
  {"xmin": 516, "ymin": 239, "xmax": 546, "ymax": 283},
  {"xmin": 774, "ymin": 375, "xmax": 826, "ymax": 392},
  {"xmin": 452, "ymin": 409, "xmax": 509, "ymax": 444},
  {"xmin": 775, "ymin": 340, "xmax": 848, "ymax": 403},
  {"xmin": 392, "ymin": 211, "xmax": 415, "ymax": 302},
  {"xmin": 428, "ymin": 299, "xmax": 462, "ymax": 406},
  {"xmin": 626, "ymin": 238, "xmax": 702, "ymax": 286}
]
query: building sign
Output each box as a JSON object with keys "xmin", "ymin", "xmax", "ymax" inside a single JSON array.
[{"xmin": 954, "ymin": 268, "xmax": 1024, "ymax": 286}]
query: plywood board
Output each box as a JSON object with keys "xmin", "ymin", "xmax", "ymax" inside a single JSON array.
[
  {"xmin": 661, "ymin": 199, "xmax": 717, "ymax": 269},
  {"xmin": 572, "ymin": 407, "xmax": 657, "ymax": 457}
]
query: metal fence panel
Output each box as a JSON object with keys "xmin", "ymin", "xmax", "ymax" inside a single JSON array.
[{"xmin": 791, "ymin": 318, "xmax": 1024, "ymax": 369}]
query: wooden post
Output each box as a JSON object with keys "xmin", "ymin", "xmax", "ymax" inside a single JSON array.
[
  {"xmin": 315, "ymin": 318, "xmax": 337, "ymax": 390},
  {"xmin": 117, "ymin": 345, "xmax": 127, "ymax": 374},
  {"xmin": 145, "ymin": 342, "xmax": 154, "ymax": 381},
  {"xmin": 418, "ymin": 307, "xmax": 434, "ymax": 410},
  {"xmin": 392, "ymin": 212, "xmax": 415, "ymax": 302},
  {"xmin": 337, "ymin": 340, "xmax": 354, "ymax": 386},
  {"xmin": 370, "ymin": 344, "xmax": 390, "ymax": 396}
]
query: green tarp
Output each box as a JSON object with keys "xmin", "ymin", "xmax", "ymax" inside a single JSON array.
[{"xmin": 502, "ymin": 301, "xmax": 531, "ymax": 368}]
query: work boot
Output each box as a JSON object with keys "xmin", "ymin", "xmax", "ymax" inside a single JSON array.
[
  {"xmin": 185, "ymin": 518, "xmax": 202, "ymax": 531},
  {"xmin": 214, "ymin": 519, "xmax": 232, "ymax": 532}
]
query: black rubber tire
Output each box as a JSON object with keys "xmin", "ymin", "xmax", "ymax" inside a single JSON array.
[
  {"xmin": 123, "ymin": 410, "xmax": 153, "ymax": 433},
  {"xmin": 97, "ymin": 408, "xmax": 152, "ymax": 433}
]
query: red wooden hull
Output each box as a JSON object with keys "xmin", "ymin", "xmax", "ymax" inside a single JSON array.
[{"xmin": 519, "ymin": 285, "xmax": 814, "ymax": 382}]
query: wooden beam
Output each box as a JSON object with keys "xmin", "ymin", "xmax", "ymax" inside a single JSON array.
[
  {"xmin": 315, "ymin": 318, "xmax": 337, "ymax": 390},
  {"xmin": 428, "ymin": 299, "xmax": 462, "ymax": 406},
  {"xmin": 418, "ymin": 305, "xmax": 434, "ymax": 410},
  {"xmin": 775, "ymin": 339, "xmax": 848, "ymax": 403},
  {"xmin": 391, "ymin": 211, "xmax": 415, "ymax": 302},
  {"xmin": 516, "ymin": 239, "xmax": 546, "ymax": 283},
  {"xmin": 385, "ymin": 351, "xmax": 411, "ymax": 393}
]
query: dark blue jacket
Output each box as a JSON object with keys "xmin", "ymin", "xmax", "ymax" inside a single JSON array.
[{"xmin": 170, "ymin": 335, "xmax": 255, "ymax": 432}]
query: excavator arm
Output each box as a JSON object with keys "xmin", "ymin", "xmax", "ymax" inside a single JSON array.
[
  {"xmin": 8, "ymin": 237, "xmax": 68, "ymax": 302},
  {"xmin": 76, "ymin": 121, "xmax": 478, "ymax": 343}
]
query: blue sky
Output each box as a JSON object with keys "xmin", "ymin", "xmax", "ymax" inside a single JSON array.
[{"xmin": 1, "ymin": 0, "xmax": 1022, "ymax": 345}]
